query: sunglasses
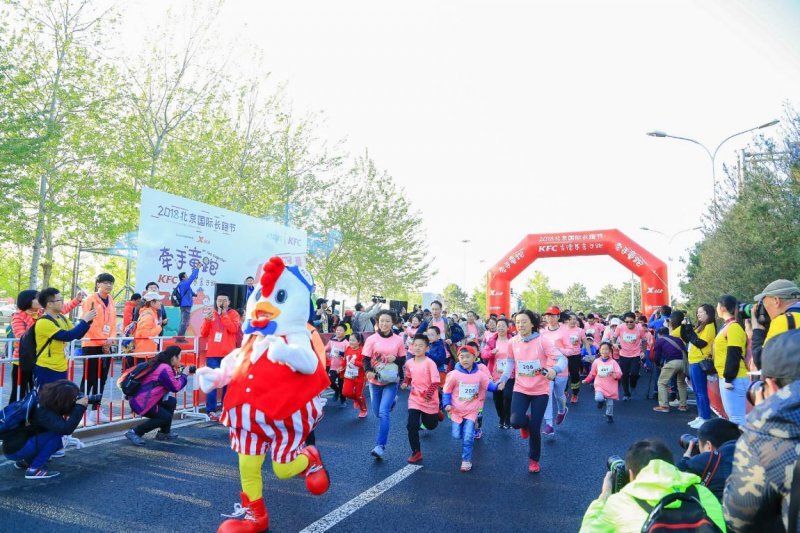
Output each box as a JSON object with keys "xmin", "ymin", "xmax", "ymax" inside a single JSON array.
[{"xmin": 624, "ymin": 320, "xmax": 635, "ymax": 324}]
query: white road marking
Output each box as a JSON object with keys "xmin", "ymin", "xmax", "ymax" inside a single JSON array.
[{"xmin": 299, "ymin": 464, "xmax": 423, "ymax": 533}]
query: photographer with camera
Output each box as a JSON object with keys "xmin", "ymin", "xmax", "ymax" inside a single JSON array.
[
  {"xmin": 199, "ymin": 293, "xmax": 239, "ymax": 422},
  {"xmin": 724, "ymin": 329, "xmax": 800, "ymax": 533},
  {"xmin": 580, "ymin": 439, "xmax": 725, "ymax": 533},
  {"xmin": 352, "ymin": 298, "xmax": 383, "ymax": 334},
  {"xmin": 314, "ymin": 298, "xmax": 334, "ymax": 334},
  {"xmin": 678, "ymin": 419, "xmax": 740, "ymax": 501},
  {"xmin": 2, "ymin": 380, "xmax": 88, "ymax": 479},
  {"xmin": 749, "ymin": 279, "xmax": 800, "ymax": 370},
  {"xmin": 124, "ymin": 345, "xmax": 193, "ymax": 446}
]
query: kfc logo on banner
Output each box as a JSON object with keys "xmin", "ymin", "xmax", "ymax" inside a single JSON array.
[{"xmin": 538, "ymin": 245, "xmax": 558, "ymax": 253}]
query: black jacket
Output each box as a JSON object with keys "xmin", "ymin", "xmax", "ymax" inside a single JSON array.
[
  {"xmin": 2, "ymin": 402, "xmax": 86, "ymax": 455},
  {"xmin": 678, "ymin": 439, "xmax": 737, "ymax": 501}
]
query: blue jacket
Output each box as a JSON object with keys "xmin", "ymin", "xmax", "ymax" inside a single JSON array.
[
  {"xmin": 442, "ymin": 363, "xmax": 498, "ymax": 408},
  {"xmin": 426, "ymin": 340, "xmax": 448, "ymax": 371},
  {"xmin": 177, "ymin": 268, "xmax": 199, "ymax": 307},
  {"xmin": 648, "ymin": 312, "xmax": 667, "ymax": 331},
  {"xmin": 678, "ymin": 439, "xmax": 736, "ymax": 501}
]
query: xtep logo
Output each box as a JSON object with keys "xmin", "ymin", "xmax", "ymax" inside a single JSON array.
[
  {"xmin": 489, "ymin": 290, "xmax": 504, "ymax": 296},
  {"xmin": 647, "ymin": 287, "xmax": 665, "ymax": 294}
]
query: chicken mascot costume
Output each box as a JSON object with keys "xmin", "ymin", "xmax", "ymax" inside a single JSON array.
[{"xmin": 197, "ymin": 256, "xmax": 330, "ymax": 533}]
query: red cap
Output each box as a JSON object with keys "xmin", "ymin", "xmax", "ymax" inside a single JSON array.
[
  {"xmin": 544, "ymin": 306, "xmax": 561, "ymax": 315},
  {"xmin": 458, "ymin": 345, "xmax": 477, "ymax": 356},
  {"xmin": 344, "ymin": 310, "xmax": 354, "ymax": 317}
]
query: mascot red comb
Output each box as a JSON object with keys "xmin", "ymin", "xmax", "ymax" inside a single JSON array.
[{"xmin": 197, "ymin": 257, "xmax": 330, "ymax": 533}]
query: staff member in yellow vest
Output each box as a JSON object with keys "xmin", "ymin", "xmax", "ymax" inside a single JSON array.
[
  {"xmin": 750, "ymin": 279, "xmax": 800, "ymax": 370},
  {"xmin": 34, "ymin": 288, "xmax": 96, "ymax": 388},
  {"xmin": 80, "ymin": 273, "xmax": 117, "ymax": 424}
]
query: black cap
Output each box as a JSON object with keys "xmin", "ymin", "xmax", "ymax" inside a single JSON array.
[{"xmin": 316, "ymin": 298, "xmax": 328, "ymax": 308}]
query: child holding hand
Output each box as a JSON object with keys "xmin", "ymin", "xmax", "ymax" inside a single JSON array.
[
  {"xmin": 402, "ymin": 334, "xmax": 443, "ymax": 464},
  {"xmin": 443, "ymin": 345, "xmax": 497, "ymax": 472},
  {"xmin": 341, "ymin": 333, "xmax": 368, "ymax": 418},
  {"xmin": 583, "ymin": 341, "xmax": 622, "ymax": 423}
]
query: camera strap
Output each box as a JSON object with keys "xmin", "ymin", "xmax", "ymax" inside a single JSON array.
[{"xmin": 700, "ymin": 451, "xmax": 722, "ymax": 486}]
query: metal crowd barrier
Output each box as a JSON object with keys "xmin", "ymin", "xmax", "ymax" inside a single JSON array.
[{"xmin": 0, "ymin": 335, "xmax": 211, "ymax": 446}]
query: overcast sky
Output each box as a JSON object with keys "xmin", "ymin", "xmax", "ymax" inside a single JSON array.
[{"xmin": 123, "ymin": 0, "xmax": 800, "ymax": 299}]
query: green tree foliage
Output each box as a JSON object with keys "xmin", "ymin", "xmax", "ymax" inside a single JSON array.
[
  {"xmin": 682, "ymin": 106, "xmax": 800, "ymax": 308},
  {"xmin": 519, "ymin": 271, "xmax": 552, "ymax": 312},
  {"xmin": 442, "ymin": 283, "xmax": 469, "ymax": 314},
  {"xmin": 560, "ymin": 282, "xmax": 592, "ymax": 312}
]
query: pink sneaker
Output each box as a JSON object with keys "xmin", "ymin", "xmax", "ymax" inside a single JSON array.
[
  {"xmin": 542, "ymin": 424, "xmax": 555, "ymax": 437},
  {"xmin": 555, "ymin": 407, "xmax": 568, "ymax": 425}
]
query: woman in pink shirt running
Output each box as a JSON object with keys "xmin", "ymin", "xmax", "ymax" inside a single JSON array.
[
  {"xmin": 612, "ymin": 311, "xmax": 646, "ymax": 401},
  {"xmin": 498, "ymin": 310, "xmax": 566, "ymax": 474},
  {"xmin": 481, "ymin": 318, "xmax": 514, "ymax": 428}
]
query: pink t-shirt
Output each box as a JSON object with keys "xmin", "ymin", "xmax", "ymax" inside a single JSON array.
[
  {"xmin": 363, "ymin": 333, "xmax": 406, "ymax": 386},
  {"xmin": 430, "ymin": 317, "xmax": 447, "ymax": 339},
  {"xmin": 443, "ymin": 367, "xmax": 490, "ymax": 423},
  {"xmin": 585, "ymin": 356, "xmax": 622, "ymax": 400},
  {"xmin": 404, "ymin": 326, "xmax": 418, "ymax": 351},
  {"xmin": 541, "ymin": 326, "xmax": 570, "ymax": 377},
  {"xmin": 465, "ymin": 323, "xmax": 479, "ymax": 343},
  {"xmin": 584, "ymin": 323, "xmax": 603, "ymax": 347},
  {"xmin": 562, "ymin": 326, "xmax": 586, "ymax": 356},
  {"xmin": 509, "ymin": 335, "xmax": 561, "ymax": 396},
  {"xmin": 404, "ymin": 357, "xmax": 441, "ymax": 414},
  {"xmin": 490, "ymin": 336, "xmax": 514, "ymax": 381},
  {"xmin": 326, "ymin": 337, "xmax": 349, "ymax": 371},
  {"xmin": 614, "ymin": 324, "xmax": 645, "ymax": 357}
]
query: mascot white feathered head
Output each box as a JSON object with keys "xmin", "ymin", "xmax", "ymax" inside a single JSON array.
[{"xmin": 243, "ymin": 256, "xmax": 315, "ymax": 338}]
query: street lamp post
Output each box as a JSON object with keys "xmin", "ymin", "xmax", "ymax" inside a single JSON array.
[
  {"xmin": 646, "ymin": 120, "xmax": 779, "ymax": 217},
  {"xmin": 460, "ymin": 239, "xmax": 471, "ymax": 292},
  {"xmin": 640, "ymin": 226, "xmax": 702, "ymax": 303}
]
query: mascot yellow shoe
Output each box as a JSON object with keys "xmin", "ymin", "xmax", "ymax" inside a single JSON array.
[{"xmin": 197, "ymin": 257, "xmax": 331, "ymax": 533}]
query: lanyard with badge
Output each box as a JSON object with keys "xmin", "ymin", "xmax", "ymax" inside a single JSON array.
[
  {"xmin": 96, "ymin": 293, "xmax": 113, "ymax": 336},
  {"xmin": 214, "ymin": 313, "xmax": 224, "ymax": 343}
]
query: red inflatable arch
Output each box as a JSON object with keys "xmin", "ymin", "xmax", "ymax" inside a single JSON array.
[{"xmin": 486, "ymin": 229, "xmax": 669, "ymax": 316}]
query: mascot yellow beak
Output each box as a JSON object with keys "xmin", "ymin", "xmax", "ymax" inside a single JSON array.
[{"xmin": 250, "ymin": 301, "xmax": 281, "ymax": 328}]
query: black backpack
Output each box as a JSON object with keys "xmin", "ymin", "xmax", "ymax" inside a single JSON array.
[
  {"xmin": 0, "ymin": 390, "xmax": 38, "ymax": 439},
  {"xmin": 18, "ymin": 315, "xmax": 59, "ymax": 373},
  {"xmin": 119, "ymin": 361, "xmax": 158, "ymax": 398},
  {"xmin": 637, "ymin": 485, "xmax": 723, "ymax": 533},
  {"xmin": 170, "ymin": 286, "xmax": 182, "ymax": 307}
]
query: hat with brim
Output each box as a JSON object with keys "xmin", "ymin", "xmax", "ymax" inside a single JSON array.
[
  {"xmin": 754, "ymin": 279, "xmax": 800, "ymax": 301},
  {"xmin": 142, "ymin": 291, "xmax": 163, "ymax": 302}
]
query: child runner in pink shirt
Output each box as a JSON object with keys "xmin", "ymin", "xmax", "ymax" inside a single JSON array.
[
  {"xmin": 325, "ymin": 324, "xmax": 349, "ymax": 407},
  {"xmin": 481, "ymin": 318, "xmax": 514, "ymax": 428},
  {"xmin": 583, "ymin": 341, "xmax": 622, "ymax": 423},
  {"xmin": 402, "ymin": 334, "xmax": 443, "ymax": 464},
  {"xmin": 443, "ymin": 345, "xmax": 497, "ymax": 472}
]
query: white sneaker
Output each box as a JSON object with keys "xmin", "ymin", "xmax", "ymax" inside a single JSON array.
[
  {"xmin": 669, "ymin": 399, "xmax": 680, "ymax": 407},
  {"xmin": 97, "ymin": 409, "xmax": 110, "ymax": 423},
  {"xmin": 688, "ymin": 417, "xmax": 707, "ymax": 429},
  {"xmin": 81, "ymin": 414, "xmax": 97, "ymax": 427},
  {"xmin": 51, "ymin": 448, "xmax": 66, "ymax": 458}
]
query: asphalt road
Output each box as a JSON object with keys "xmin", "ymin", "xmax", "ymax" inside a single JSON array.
[{"xmin": 0, "ymin": 376, "xmax": 696, "ymax": 533}]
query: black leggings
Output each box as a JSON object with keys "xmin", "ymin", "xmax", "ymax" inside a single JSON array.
[
  {"xmin": 134, "ymin": 397, "xmax": 176, "ymax": 436},
  {"xmin": 9, "ymin": 365, "xmax": 34, "ymax": 404},
  {"xmin": 329, "ymin": 370, "xmax": 344, "ymax": 399},
  {"xmin": 407, "ymin": 409, "xmax": 440, "ymax": 453},
  {"xmin": 567, "ymin": 355, "xmax": 582, "ymax": 396},
  {"xmin": 618, "ymin": 356, "xmax": 641, "ymax": 397},
  {"xmin": 80, "ymin": 347, "xmax": 111, "ymax": 409},
  {"xmin": 510, "ymin": 391, "xmax": 549, "ymax": 460},
  {"xmin": 492, "ymin": 378, "xmax": 514, "ymax": 425}
]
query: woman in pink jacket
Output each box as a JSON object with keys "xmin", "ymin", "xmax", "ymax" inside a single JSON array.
[
  {"xmin": 583, "ymin": 342, "xmax": 622, "ymax": 424},
  {"xmin": 481, "ymin": 318, "xmax": 514, "ymax": 428}
]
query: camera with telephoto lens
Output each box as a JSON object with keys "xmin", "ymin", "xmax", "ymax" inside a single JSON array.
[
  {"xmin": 607, "ymin": 455, "xmax": 628, "ymax": 493},
  {"xmin": 739, "ymin": 299, "xmax": 770, "ymax": 327},
  {"xmin": 747, "ymin": 380, "xmax": 764, "ymax": 406},
  {"xmin": 179, "ymin": 365, "xmax": 197, "ymax": 374},
  {"xmin": 372, "ymin": 295, "xmax": 386, "ymax": 303},
  {"xmin": 679, "ymin": 433, "xmax": 700, "ymax": 456},
  {"xmin": 77, "ymin": 393, "xmax": 103, "ymax": 406},
  {"xmin": 331, "ymin": 300, "xmax": 341, "ymax": 307}
]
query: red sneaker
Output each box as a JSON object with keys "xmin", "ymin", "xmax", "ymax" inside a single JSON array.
[
  {"xmin": 407, "ymin": 451, "xmax": 423, "ymax": 464},
  {"xmin": 437, "ymin": 410, "xmax": 445, "ymax": 422},
  {"xmin": 207, "ymin": 412, "xmax": 220, "ymax": 423},
  {"xmin": 358, "ymin": 407, "xmax": 368, "ymax": 419},
  {"xmin": 299, "ymin": 446, "xmax": 330, "ymax": 496},
  {"xmin": 218, "ymin": 492, "xmax": 268, "ymax": 533},
  {"xmin": 519, "ymin": 414, "xmax": 530, "ymax": 440},
  {"xmin": 528, "ymin": 459, "xmax": 540, "ymax": 473},
  {"xmin": 570, "ymin": 394, "xmax": 578, "ymax": 404}
]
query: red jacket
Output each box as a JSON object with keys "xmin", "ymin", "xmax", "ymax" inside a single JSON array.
[{"xmin": 200, "ymin": 309, "xmax": 240, "ymax": 357}]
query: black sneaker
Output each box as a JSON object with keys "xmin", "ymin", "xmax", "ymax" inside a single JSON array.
[
  {"xmin": 14, "ymin": 460, "xmax": 30, "ymax": 470},
  {"xmin": 597, "ymin": 400, "xmax": 605, "ymax": 410},
  {"xmin": 606, "ymin": 415, "xmax": 614, "ymax": 424},
  {"xmin": 25, "ymin": 467, "xmax": 60, "ymax": 479},
  {"xmin": 155, "ymin": 431, "xmax": 178, "ymax": 441}
]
